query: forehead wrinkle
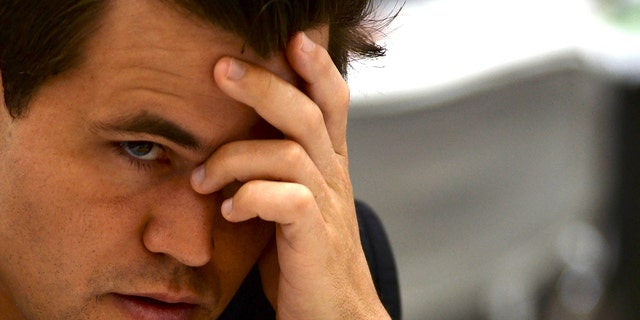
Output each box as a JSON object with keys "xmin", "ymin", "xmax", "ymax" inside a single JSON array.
[
  {"xmin": 109, "ymin": 59, "xmax": 221, "ymax": 106},
  {"xmin": 122, "ymin": 64, "xmax": 207, "ymax": 92},
  {"xmin": 109, "ymin": 44, "xmax": 212, "ymax": 78}
]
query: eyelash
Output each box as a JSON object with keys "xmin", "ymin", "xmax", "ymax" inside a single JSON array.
[{"xmin": 112, "ymin": 141, "xmax": 170, "ymax": 171}]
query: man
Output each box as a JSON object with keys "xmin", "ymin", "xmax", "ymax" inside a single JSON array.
[{"xmin": 0, "ymin": 0, "xmax": 395, "ymax": 319}]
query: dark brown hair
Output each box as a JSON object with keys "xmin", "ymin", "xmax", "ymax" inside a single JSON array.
[{"xmin": 0, "ymin": 0, "xmax": 391, "ymax": 117}]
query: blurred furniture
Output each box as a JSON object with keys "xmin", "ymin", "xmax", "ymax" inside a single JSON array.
[{"xmin": 347, "ymin": 0, "xmax": 640, "ymax": 318}]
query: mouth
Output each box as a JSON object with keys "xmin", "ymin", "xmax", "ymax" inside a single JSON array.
[{"xmin": 114, "ymin": 293, "xmax": 198, "ymax": 320}]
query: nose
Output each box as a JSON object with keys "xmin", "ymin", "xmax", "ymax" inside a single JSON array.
[{"xmin": 142, "ymin": 181, "xmax": 215, "ymax": 267}]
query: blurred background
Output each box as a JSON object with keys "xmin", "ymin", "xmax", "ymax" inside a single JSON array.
[{"xmin": 345, "ymin": 0, "xmax": 640, "ymax": 319}]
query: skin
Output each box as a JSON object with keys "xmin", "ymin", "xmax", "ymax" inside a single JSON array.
[{"xmin": 0, "ymin": 0, "xmax": 389, "ymax": 319}]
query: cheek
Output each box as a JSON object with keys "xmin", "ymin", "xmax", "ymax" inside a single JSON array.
[
  {"xmin": 0, "ymin": 131, "xmax": 141, "ymax": 263},
  {"xmin": 0, "ymin": 144, "xmax": 122, "ymax": 316},
  {"xmin": 0, "ymin": 117, "xmax": 155, "ymax": 276},
  {"xmin": 0, "ymin": 131, "xmax": 140, "ymax": 244}
]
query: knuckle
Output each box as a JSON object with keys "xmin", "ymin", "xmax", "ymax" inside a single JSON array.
[
  {"xmin": 232, "ymin": 181, "xmax": 258, "ymax": 213},
  {"xmin": 288, "ymin": 185, "xmax": 316, "ymax": 213},
  {"xmin": 303, "ymin": 104, "xmax": 327, "ymax": 133},
  {"xmin": 337, "ymin": 82, "xmax": 350, "ymax": 105},
  {"xmin": 237, "ymin": 180, "xmax": 259, "ymax": 199},
  {"xmin": 205, "ymin": 144, "xmax": 236, "ymax": 175},
  {"xmin": 317, "ymin": 50, "xmax": 336, "ymax": 75},
  {"xmin": 210, "ymin": 142, "xmax": 234, "ymax": 163},
  {"xmin": 281, "ymin": 140, "xmax": 307, "ymax": 164},
  {"xmin": 260, "ymin": 71, "xmax": 279, "ymax": 95}
]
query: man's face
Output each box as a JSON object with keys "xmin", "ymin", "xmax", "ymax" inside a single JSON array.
[{"xmin": 0, "ymin": 0, "xmax": 305, "ymax": 318}]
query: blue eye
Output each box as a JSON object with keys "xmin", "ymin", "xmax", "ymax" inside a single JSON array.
[{"xmin": 119, "ymin": 141, "xmax": 163, "ymax": 161}]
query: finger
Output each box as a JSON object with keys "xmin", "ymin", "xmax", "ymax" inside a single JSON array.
[
  {"xmin": 213, "ymin": 57, "xmax": 337, "ymax": 173},
  {"xmin": 190, "ymin": 139, "xmax": 326, "ymax": 196},
  {"xmin": 286, "ymin": 31, "xmax": 350, "ymax": 157},
  {"xmin": 221, "ymin": 180, "xmax": 326, "ymax": 245},
  {"xmin": 258, "ymin": 238, "xmax": 279, "ymax": 309}
]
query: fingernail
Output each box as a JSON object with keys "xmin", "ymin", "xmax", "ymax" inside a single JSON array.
[
  {"xmin": 221, "ymin": 198, "xmax": 233, "ymax": 216},
  {"xmin": 300, "ymin": 32, "xmax": 316, "ymax": 53},
  {"xmin": 191, "ymin": 165, "xmax": 206, "ymax": 187},
  {"xmin": 226, "ymin": 58, "xmax": 246, "ymax": 81}
]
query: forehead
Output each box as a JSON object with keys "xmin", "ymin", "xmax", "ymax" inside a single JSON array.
[
  {"xmin": 86, "ymin": 0, "xmax": 295, "ymax": 85},
  {"xmin": 56, "ymin": 0, "xmax": 300, "ymax": 156}
]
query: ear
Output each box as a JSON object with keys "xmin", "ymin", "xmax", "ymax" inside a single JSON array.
[
  {"xmin": 0, "ymin": 70, "xmax": 10, "ymax": 151},
  {"xmin": 0, "ymin": 69, "xmax": 9, "ymax": 116},
  {"xmin": 0, "ymin": 70, "xmax": 14, "ymax": 130},
  {"xmin": 0, "ymin": 70, "xmax": 7, "ymax": 118},
  {"xmin": 0, "ymin": 70, "xmax": 5, "ymax": 109}
]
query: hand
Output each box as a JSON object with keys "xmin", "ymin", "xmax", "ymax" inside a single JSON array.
[{"xmin": 191, "ymin": 31, "xmax": 390, "ymax": 319}]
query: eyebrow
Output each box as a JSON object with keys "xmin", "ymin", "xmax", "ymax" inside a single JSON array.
[{"xmin": 93, "ymin": 111, "xmax": 203, "ymax": 151}]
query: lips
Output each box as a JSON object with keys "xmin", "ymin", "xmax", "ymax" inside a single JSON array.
[{"xmin": 114, "ymin": 293, "xmax": 199, "ymax": 320}]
